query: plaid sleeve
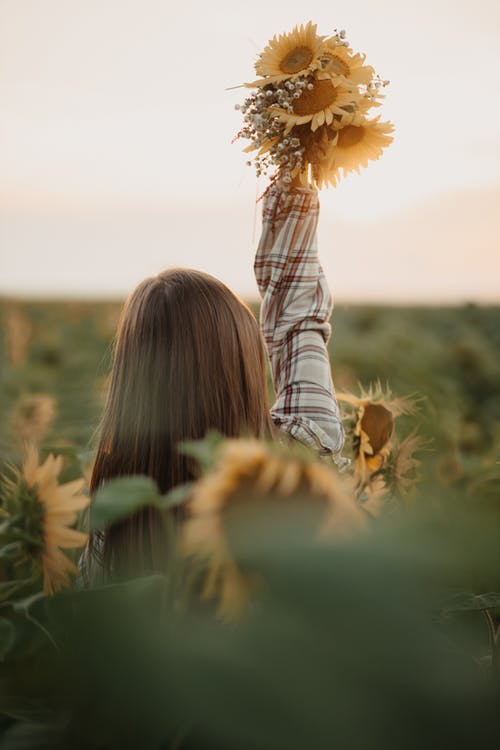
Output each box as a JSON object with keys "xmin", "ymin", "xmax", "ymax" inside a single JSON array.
[{"xmin": 254, "ymin": 183, "xmax": 347, "ymax": 465}]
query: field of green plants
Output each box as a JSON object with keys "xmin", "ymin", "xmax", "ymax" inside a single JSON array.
[
  {"xmin": 1, "ymin": 298, "xmax": 499, "ymax": 749},
  {"xmin": 1, "ymin": 299, "xmax": 499, "ymax": 482}
]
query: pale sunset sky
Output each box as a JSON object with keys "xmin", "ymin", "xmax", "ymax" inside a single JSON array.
[{"xmin": 0, "ymin": 0, "xmax": 499, "ymax": 301}]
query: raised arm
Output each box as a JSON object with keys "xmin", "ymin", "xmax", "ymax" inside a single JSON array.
[{"xmin": 254, "ymin": 182, "xmax": 347, "ymax": 467}]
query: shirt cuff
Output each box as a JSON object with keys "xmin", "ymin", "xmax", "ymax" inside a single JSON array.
[
  {"xmin": 272, "ymin": 413, "xmax": 350, "ymax": 470},
  {"xmin": 263, "ymin": 183, "xmax": 319, "ymax": 221}
]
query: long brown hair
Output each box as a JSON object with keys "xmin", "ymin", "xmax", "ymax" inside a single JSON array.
[{"xmin": 89, "ymin": 267, "xmax": 272, "ymax": 576}]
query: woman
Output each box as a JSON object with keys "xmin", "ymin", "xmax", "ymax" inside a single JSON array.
[{"xmin": 83, "ymin": 179, "xmax": 345, "ymax": 581}]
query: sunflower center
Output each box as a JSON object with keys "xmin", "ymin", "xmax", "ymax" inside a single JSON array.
[
  {"xmin": 280, "ymin": 45, "xmax": 314, "ymax": 74},
  {"xmin": 323, "ymin": 53, "xmax": 350, "ymax": 77},
  {"xmin": 293, "ymin": 78, "xmax": 338, "ymax": 116},
  {"xmin": 360, "ymin": 404, "xmax": 394, "ymax": 454},
  {"xmin": 337, "ymin": 124, "xmax": 365, "ymax": 148}
]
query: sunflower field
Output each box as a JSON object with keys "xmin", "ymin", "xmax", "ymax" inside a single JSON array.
[{"xmin": 1, "ymin": 298, "xmax": 500, "ymax": 749}]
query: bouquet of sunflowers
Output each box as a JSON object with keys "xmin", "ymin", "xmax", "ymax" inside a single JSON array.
[{"xmin": 234, "ymin": 22, "xmax": 394, "ymax": 188}]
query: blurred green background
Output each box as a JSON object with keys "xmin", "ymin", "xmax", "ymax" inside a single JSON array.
[{"xmin": 1, "ymin": 299, "xmax": 500, "ymax": 489}]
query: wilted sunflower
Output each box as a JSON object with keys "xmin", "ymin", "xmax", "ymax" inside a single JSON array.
[
  {"xmin": 385, "ymin": 433, "xmax": 425, "ymax": 497},
  {"xmin": 251, "ymin": 21, "xmax": 325, "ymax": 85},
  {"xmin": 332, "ymin": 115, "xmax": 395, "ymax": 176},
  {"xmin": 360, "ymin": 434, "xmax": 425, "ymax": 517},
  {"xmin": 23, "ymin": 445, "xmax": 89, "ymax": 594},
  {"xmin": 272, "ymin": 76, "xmax": 360, "ymax": 133},
  {"xmin": 182, "ymin": 438, "xmax": 365, "ymax": 621},
  {"xmin": 319, "ymin": 38, "xmax": 374, "ymax": 87},
  {"xmin": 337, "ymin": 384, "xmax": 420, "ymax": 493},
  {"xmin": 11, "ymin": 394, "xmax": 57, "ymax": 444},
  {"xmin": 361, "ymin": 474, "xmax": 388, "ymax": 518}
]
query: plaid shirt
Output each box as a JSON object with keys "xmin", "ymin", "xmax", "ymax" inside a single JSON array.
[{"xmin": 255, "ymin": 184, "xmax": 346, "ymax": 465}]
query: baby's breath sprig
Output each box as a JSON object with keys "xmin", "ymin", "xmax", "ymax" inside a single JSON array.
[{"xmin": 235, "ymin": 78, "xmax": 312, "ymax": 184}]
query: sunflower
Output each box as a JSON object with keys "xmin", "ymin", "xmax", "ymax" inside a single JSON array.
[
  {"xmin": 319, "ymin": 38, "xmax": 374, "ymax": 87},
  {"xmin": 361, "ymin": 474, "xmax": 388, "ymax": 518},
  {"xmin": 182, "ymin": 438, "xmax": 364, "ymax": 620},
  {"xmin": 331, "ymin": 115, "xmax": 395, "ymax": 176},
  {"xmin": 386, "ymin": 434, "xmax": 425, "ymax": 497},
  {"xmin": 11, "ymin": 394, "xmax": 56, "ymax": 444},
  {"xmin": 236, "ymin": 22, "xmax": 394, "ymax": 188},
  {"xmin": 5, "ymin": 307, "xmax": 32, "ymax": 367},
  {"xmin": 360, "ymin": 433, "xmax": 425, "ymax": 517},
  {"xmin": 337, "ymin": 383, "xmax": 420, "ymax": 494},
  {"xmin": 349, "ymin": 96, "xmax": 383, "ymax": 125},
  {"xmin": 23, "ymin": 445, "xmax": 89, "ymax": 594},
  {"xmin": 250, "ymin": 22, "xmax": 325, "ymax": 86},
  {"xmin": 271, "ymin": 76, "xmax": 360, "ymax": 133}
]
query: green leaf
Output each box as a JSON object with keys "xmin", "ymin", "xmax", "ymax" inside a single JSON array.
[
  {"xmin": 12, "ymin": 592, "xmax": 46, "ymax": 615},
  {"xmin": 0, "ymin": 518, "xmax": 13, "ymax": 535},
  {"xmin": 0, "ymin": 573, "xmax": 43, "ymax": 607},
  {"xmin": 159, "ymin": 482, "xmax": 194, "ymax": 511},
  {"xmin": 91, "ymin": 476, "xmax": 161, "ymax": 530},
  {"xmin": 178, "ymin": 431, "xmax": 224, "ymax": 472},
  {"xmin": 0, "ymin": 579, "xmax": 30, "ymax": 596},
  {"xmin": 2, "ymin": 527, "xmax": 43, "ymax": 547},
  {"xmin": 443, "ymin": 591, "xmax": 500, "ymax": 612},
  {"xmin": 0, "ymin": 544, "xmax": 19, "ymax": 559},
  {"xmin": 0, "ymin": 616, "xmax": 15, "ymax": 660}
]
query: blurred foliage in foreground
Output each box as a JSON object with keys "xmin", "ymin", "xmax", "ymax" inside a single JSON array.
[{"xmin": 0, "ymin": 458, "xmax": 499, "ymax": 749}]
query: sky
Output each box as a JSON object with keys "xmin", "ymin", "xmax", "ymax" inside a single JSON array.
[{"xmin": 0, "ymin": 0, "xmax": 499, "ymax": 301}]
